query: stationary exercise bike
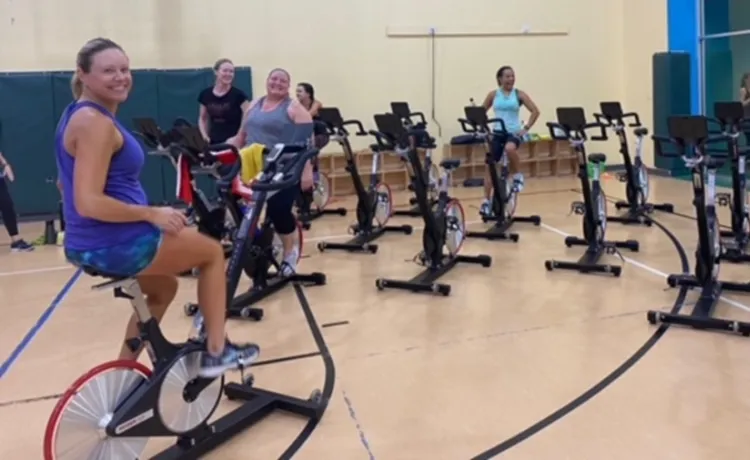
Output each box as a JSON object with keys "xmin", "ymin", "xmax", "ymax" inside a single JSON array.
[
  {"xmin": 457, "ymin": 105, "xmax": 541, "ymax": 241},
  {"xmin": 711, "ymin": 101, "xmax": 750, "ymax": 263},
  {"xmin": 390, "ymin": 101, "xmax": 440, "ymax": 218},
  {"xmin": 371, "ymin": 112, "xmax": 492, "ymax": 296},
  {"xmin": 294, "ymin": 123, "xmax": 347, "ymax": 229},
  {"xmin": 314, "ymin": 107, "xmax": 413, "ymax": 253},
  {"xmin": 44, "ymin": 143, "xmax": 328, "ymax": 460},
  {"xmin": 171, "ymin": 126, "xmax": 325, "ymax": 320},
  {"xmin": 648, "ymin": 115, "xmax": 750, "ymax": 336},
  {"xmin": 544, "ymin": 107, "xmax": 639, "ymax": 276},
  {"xmin": 594, "ymin": 101, "xmax": 674, "ymax": 225}
]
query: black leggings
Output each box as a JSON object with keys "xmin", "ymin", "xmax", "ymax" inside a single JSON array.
[
  {"xmin": 0, "ymin": 177, "xmax": 18, "ymax": 237},
  {"xmin": 266, "ymin": 186, "xmax": 299, "ymax": 235}
]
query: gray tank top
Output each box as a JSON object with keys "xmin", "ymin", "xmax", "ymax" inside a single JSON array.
[{"xmin": 243, "ymin": 96, "xmax": 295, "ymax": 147}]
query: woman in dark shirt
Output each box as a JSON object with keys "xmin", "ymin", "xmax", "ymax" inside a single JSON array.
[{"xmin": 198, "ymin": 58, "xmax": 250, "ymax": 144}]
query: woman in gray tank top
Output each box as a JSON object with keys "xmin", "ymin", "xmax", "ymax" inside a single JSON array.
[{"xmin": 228, "ymin": 68, "xmax": 314, "ymax": 275}]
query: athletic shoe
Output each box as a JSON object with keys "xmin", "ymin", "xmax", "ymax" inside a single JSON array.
[
  {"xmin": 512, "ymin": 173, "xmax": 525, "ymax": 193},
  {"xmin": 11, "ymin": 239, "xmax": 34, "ymax": 252},
  {"xmin": 479, "ymin": 199, "xmax": 492, "ymax": 217},
  {"xmin": 199, "ymin": 341, "xmax": 260, "ymax": 378},
  {"xmin": 280, "ymin": 248, "xmax": 299, "ymax": 277}
]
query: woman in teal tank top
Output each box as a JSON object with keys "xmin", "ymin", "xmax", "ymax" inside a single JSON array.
[{"xmin": 480, "ymin": 66, "xmax": 541, "ymax": 216}]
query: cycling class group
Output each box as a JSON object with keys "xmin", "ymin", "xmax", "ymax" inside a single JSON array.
[{"xmin": 42, "ymin": 37, "xmax": 750, "ymax": 459}]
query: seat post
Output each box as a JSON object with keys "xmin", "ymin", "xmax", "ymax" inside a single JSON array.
[{"xmin": 91, "ymin": 277, "xmax": 153, "ymax": 324}]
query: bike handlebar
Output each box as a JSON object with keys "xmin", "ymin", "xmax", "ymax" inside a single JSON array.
[
  {"xmin": 251, "ymin": 144, "xmax": 319, "ymax": 192},
  {"xmin": 340, "ymin": 119, "xmax": 368, "ymax": 136},
  {"xmin": 546, "ymin": 121, "xmax": 607, "ymax": 141},
  {"xmin": 593, "ymin": 112, "xmax": 641, "ymax": 128},
  {"xmin": 457, "ymin": 117, "xmax": 507, "ymax": 136}
]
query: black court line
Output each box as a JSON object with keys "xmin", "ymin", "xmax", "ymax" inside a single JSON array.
[
  {"xmin": 321, "ymin": 320, "xmax": 350, "ymax": 328},
  {"xmin": 0, "ymin": 392, "xmax": 62, "ymax": 409},
  {"xmin": 252, "ymin": 351, "xmax": 322, "ymax": 368},
  {"xmin": 470, "ymin": 215, "xmax": 689, "ymax": 459}
]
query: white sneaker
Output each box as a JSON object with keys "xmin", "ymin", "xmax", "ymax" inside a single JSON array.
[
  {"xmin": 280, "ymin": 248, "xmax": 299, "ymax": 277},
  {"xmin": 512, "ymin": 173, "xmax": 525, "ymax": 193}
]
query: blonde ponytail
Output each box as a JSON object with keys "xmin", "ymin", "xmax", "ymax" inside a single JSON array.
[{"xmin": 70, "ymin": 74, "xmax": 83, "ymax": 99}]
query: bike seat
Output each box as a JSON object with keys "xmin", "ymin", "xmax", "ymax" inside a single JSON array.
[
  {"xmin": 418, "ymin": 137, "xmax": 437, "ymax": 149},
  {"xmin": 370, "ymin": 143, "xmax": 391, "ymax": 153},
  {"xmin": 588, "ymin": 153, "xmax": 607, "ymax": 164},
  {"xmin": 634, "ymin": 127, "xmax": 649, "ymax": 136},
  {"xmin": 440, "ymin": 159, "xmax": 461, "ymax": 170},
  {"xmin": 81, "ymin": 265, "xmax": 131, "ymax": 282}
]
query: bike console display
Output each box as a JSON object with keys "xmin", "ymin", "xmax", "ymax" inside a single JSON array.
[
  {"xmin": 667, "ymin": 116, "xmax": 708, "ymax": 143},
  {"xmin": 714, "ymin": 101, "xmax": 745, "ymax": 128}
]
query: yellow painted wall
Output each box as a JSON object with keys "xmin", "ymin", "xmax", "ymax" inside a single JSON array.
[
  {"xmin": 0, "ymin": 0, "xmax": 667, "ymax": 164},
  {"xmin": 621, "ymin": 0, "xmax": 669, "ymax": 166}
]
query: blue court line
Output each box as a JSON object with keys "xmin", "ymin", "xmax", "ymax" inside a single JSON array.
[
  {"xmin": 342, "ymin": 389, "xmax": 376, "ymax": 460},
  {"xmin": 0, "ymin": 268, "xmax": 83, "ymax": 380}
]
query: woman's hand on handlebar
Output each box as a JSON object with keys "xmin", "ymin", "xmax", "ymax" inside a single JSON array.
[{"xmin": 147, "ymin": 207, "xmax": 189, "ymax": 235}]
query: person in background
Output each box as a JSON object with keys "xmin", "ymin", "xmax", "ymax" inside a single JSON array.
[
  {"xmin": 0, "ymin": 148, "xmax": 34, "ymax": 252},
  {"xmin": 228, "ymin": 68, "xmax": 315, "ymax": 276},
  {"xmin": 296, "ymin": 82, "xmax": 328, "ymax": 179},
  {"xmin": 296, "ymin": 83, "xmax": 322, "ymax": 117},
  {"xmin": 198, "ymin": 59, "xmax": 250, "ymax": 144},
  {"xmin": 480, "ymin": 65, "xmax": 540, "ymax": 216},
  {"xmin": 57, "ymin": 37, "xmax": 258, "ymax": 377},
  {"xmin": 739, "ymin": 73, "xmax": 750, "ymax": 143}
]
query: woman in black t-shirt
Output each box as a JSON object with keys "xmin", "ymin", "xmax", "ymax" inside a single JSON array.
[{"xmin": 198, "ymin": 59, "xmax": 250, "ymax": 144}]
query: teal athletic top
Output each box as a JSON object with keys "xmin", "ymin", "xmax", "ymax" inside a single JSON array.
[{"xmin": 492, "ymin": 88, "xmax": 523, "ymax": 134}]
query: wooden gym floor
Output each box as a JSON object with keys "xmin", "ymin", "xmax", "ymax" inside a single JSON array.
[{"xmin": 1, "ymin": 174, "xmax": 749, "ymax": 460}]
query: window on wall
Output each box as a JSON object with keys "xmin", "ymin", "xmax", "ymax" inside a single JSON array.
[
  {"xmin": 703, "ymin": 0, "xmax": 750, "ymax": 35},
  {"xmin": 702, "ymin": 35, "xmax": 750, "ymax": 118}
]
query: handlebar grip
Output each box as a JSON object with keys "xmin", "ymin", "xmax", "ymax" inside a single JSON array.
[
  {"xmin": 485, "ymin": 118, "xmax": 507, "ymax": 133},
  {"xmin": 250, "ymin": 148, "xmax": 319, "ymax": 192},
  {"xmin": 342, "ymin": 119, "xmax": 368, "ymax": 136},
  {"xmin": 592, "ymin": 113, "xmax": 611, "ymax": 127},
  {"xmin": 546, "ymin": 122, "xmax": 569, "ymax": 141},
  {"xmin": 622, "ymin": 112, "xmax": 641, "ymax": 127},
  {"xmin": 585, "ymin": 122, "xmax": 608, "ymax": 141},
  {"xmin": 457, "ymin": 118, "xmax": 478, "ymax": 133},
  {"xmin": 368, "ymin": 130, "xmax": 395, "ymax": 149},
  {"xmin": 411, "ymin": 112, "xmax": 427, "ymax": 125},
  {"xmin": 652, "ymin": 134, "xmax": 680, "ymax": 158}
]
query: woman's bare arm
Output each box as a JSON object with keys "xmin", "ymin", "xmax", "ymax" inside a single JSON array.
[
  {"xmin": 288, "ymin": 101, "xmax": 315, "ymax": 189},
  {"xmin": 482, "ymin": 90, "xmax": 495, "ymax": 111},
  {"xmin": 518, "ymin": 90, "xmax": 540, "ymax": 130},
  {"xmin": 226, "ymin": 98, "xmax": 260, "ymax": 147},
  {"xmin": 309, "ymin": 100, "xmax": 323, "ymax": 117},
  {"xmin": 198, "ymin": 104, "xmax": 210, "ymax": 140},
  {"xmin": 68, "ymin": 109, "xmax": 153, "ymax": 222}
]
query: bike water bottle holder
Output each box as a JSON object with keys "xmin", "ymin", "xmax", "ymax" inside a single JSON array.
[
  {"xmin": 570, "ymin": 201, "xmax": 586, "ymax": 215},
  {"xmin": 717, "ymin": 193, "xmax": 731, "ymax": 207}
]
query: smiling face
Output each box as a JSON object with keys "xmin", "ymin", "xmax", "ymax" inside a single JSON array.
[
  {"xmin": 266, "ymin": 69, "xmax": 290, "ymax": 98},
  {"xmin": 215, "ymin": 61, "xmax": 235, "ymax": 86},
  {"xmin": 497, "ymin": 68, "xmax": 515, "ymax": 90},
  {"xmin": 296, "ymin": 84, "xmax": 310, "ymax": 102},
  {"xmin": 78, "ymin": 47, "xmax": 132, "ymax": 103}
]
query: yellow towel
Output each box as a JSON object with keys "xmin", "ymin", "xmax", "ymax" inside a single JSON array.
[{"xmin": 239, "ymin": 143, "xmax": 265, "ymax": 184}]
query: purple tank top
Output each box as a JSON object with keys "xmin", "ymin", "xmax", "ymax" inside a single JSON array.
[{"xmin": 55, "ymin": 101, "xmax": 156, "ymax": 251}]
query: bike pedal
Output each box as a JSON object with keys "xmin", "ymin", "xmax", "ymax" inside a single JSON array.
[
  {"xmin": 569, "ymin": 201, "xmax": 585, "ymax": 215},
  {"xmin": 717, "ymin": 193, "xmax": 731, "ymax": 206}
]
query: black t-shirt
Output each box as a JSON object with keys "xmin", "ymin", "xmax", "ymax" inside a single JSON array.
[{"xmin": 198, "ymin": 87, "xmax": 249, "ymax": 144}]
